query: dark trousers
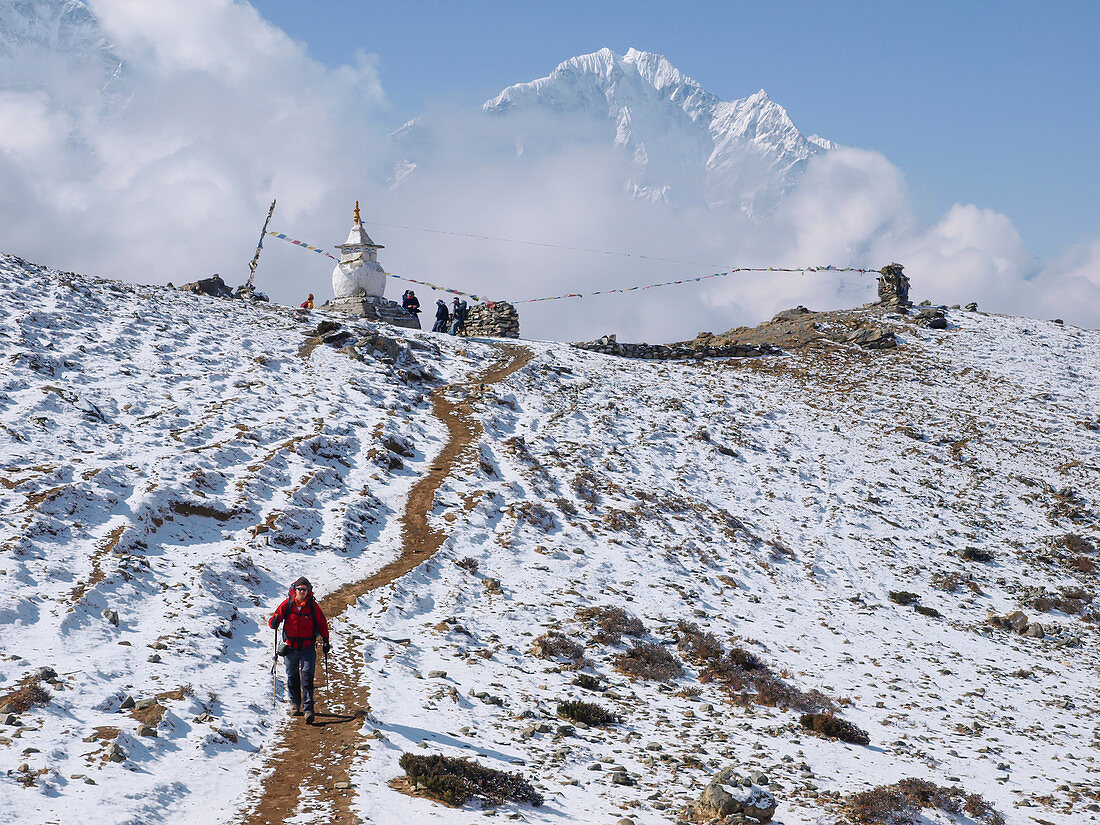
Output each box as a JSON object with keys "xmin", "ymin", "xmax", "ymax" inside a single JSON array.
[
  {"xmin": 283, "ymin": 646, "xmax": 316, "ymax": 711},
  {"xmin": 432, "ymin": 317, "xmax": 448, "ymax": 332}
]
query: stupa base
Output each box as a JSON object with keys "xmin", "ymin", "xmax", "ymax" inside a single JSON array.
[{"xmin": 322, "ymin": 295, "xmax": 420, "ymax": 329}]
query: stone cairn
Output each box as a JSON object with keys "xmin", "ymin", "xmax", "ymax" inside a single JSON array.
[
  {"xmin": 573, "ymin": 333, "xmax": 778, "ymax": 361},
  {"xmin": 464, "ymin": 300, "xmax": 520, "ymax": 338},
  {"xmin": 877, "ymin": 262, "xmax": 911, "ymax": 307}
]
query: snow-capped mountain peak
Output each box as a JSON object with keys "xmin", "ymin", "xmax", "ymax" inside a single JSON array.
[{"xmin": 399, "ymin": 48, "xmax": 831, "ymax": 215}]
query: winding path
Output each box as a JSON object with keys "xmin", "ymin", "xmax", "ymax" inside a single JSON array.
[{"xmin": 235, "ymin": 343, "xmax": 531, "ymax": 825}]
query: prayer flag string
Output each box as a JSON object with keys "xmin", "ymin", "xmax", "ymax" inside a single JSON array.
[{"xmin": 267, "ymin": 230, "xmax": 878, "ymax": 306}]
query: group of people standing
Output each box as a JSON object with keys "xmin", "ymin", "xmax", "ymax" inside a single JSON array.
[
  {"xmin": 403, "ymin": 290, "xmax": 468, "ymax": 335},
  {"xmin": 299, "ymin": 288, "xmax": 468, "ymax": 336}
]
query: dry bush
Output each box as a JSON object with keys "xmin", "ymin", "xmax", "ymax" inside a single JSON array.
[
  {"xmin": 914, "ymin": 605, "xmax": 942, "ymax": 618},
  {"xmin": 888, "ymin": 590, "xmax": 920, "ymax": 606},
  {"xmin": 613, "ymin": 642, "xmax": 684, "ymax": 682},
  {"xmin": 455, "ymin": 557, "xmax": 479, "ymax": 574},
  {"xmin": 931, "ymin": 571, "xmax": 983, "ymax": 595},
  {"xmin": 1061, "ymin": 533, "xmax": 1096, "ymax": 555},
  {"xmin": 960, "ymin": 546, "xmax": 995, "ymax": 562},
  {"xmin": 531, "ymin": 632, "xmax": 584, "ymax": 664},
  {"xmin": 571, "ymin": 674, "xmax": 602, "ymax": 691},
  {"xmin": 845, "ymin": 778, "xmax": 1004, "ymax": 825},
  {"xmin": 398, "ymin": 753, "xmax": 543, "ymax": 807},
  {"xmin": 676, "ymin": 621, "xmax": 834, "ymax": 713},
  {"xmin": 557, "ymin": 699, "xmax": 619, "ymax": 727},
  {"xmin": 0, "ymin": 674, "xmax": 50, "ymax": 714},
  {"xmin": 799, "ymin": 712, "xmax": 870, "ymax": 745},
  {"xmin": 576, "ymin": 605, "xmax": 647, "ymax": 644},
  {"xmin": 1032, "ymin": 585, "xmax": 1094, "ymax": 616}
]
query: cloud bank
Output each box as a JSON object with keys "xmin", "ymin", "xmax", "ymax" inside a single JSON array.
[{"xmin": 0, "ymin": 0, "xmax": 1096, "ymax": 342}]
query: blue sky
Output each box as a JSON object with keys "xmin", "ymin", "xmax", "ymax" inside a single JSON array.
[{"xmin": 251, "ymin": 0, "xmax": 1099, "ymax": 259}]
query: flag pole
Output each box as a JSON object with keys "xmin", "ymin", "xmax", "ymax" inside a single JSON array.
[{"xmin": 245, "ymin": 199, "xmax": 277, "ymax": 293}]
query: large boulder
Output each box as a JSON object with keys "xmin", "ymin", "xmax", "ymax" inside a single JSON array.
[
  {"xmin": 846, "ymin": 326, "xmax": 897, "ymax": 349},
  {"xmin": 177, "ymin": 274, "xmax": 234, "ymax": 298},
  {"xmin": 695, "ymin": 767, "xmax": 777, "ymax": 822}
]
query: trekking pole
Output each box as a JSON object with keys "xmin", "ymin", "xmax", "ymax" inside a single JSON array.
[{"xmin": 272, "ymin": 627, "xmax": 279, "ymax": 708}]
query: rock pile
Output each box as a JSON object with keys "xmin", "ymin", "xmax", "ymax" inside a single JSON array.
[
  {"xmin": 844, "ymin": 326, "xmax": 897, "ymax": 349},
  {"xmin": 877, "ymin": 262, "xmax": 911, "ymax": 307},
  {"xmin": 989, "ymin": 610, "xmax": 1045, "ymax": 638},
  {"xmin": 176, "ymin": 274, "xmax": 235, "ymax": 299},
  {"xmin": 464, "ymin": 301, "xmax": 520, "ymax": 338},
  {"xmin": 574, "ymin": 334, "xmax": 777, "ymax": 360},
  {"xmin": 915, "ymin": 306, "xmax": 948, "ymax": 329}
]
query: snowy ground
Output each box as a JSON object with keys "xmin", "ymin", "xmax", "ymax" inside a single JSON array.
[{"xmin": 1, "ymin": 252, "xmax": 1099, "ymax": 825}]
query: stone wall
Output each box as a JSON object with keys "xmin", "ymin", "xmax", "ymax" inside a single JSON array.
[
  {"xmin": 464, "ymin": 301, "xmax": 520, "ymax": 338},
  {"xmin": 573, "ymin": 334, "xmax": 777, "ymax": 360}
]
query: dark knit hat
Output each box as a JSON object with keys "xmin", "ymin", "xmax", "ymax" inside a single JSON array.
[{"xmin": 291, "ymin": 576, "xmax": 312, "ymax": 591}]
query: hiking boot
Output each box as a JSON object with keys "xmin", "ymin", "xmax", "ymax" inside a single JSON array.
[
  {"xmin": 304, "ymin": 710, "xmax": 315, "ymax": 724},
  {"xmin": 290, "ymin": 704, "xmax": 303, "ymax": 717}
]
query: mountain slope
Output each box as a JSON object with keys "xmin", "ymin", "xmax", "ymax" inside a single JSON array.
[
  {"xmin": 394, "ymin": 48, "xmax": 829, "ymax": 216},
  {"xmin": 1, "ymin": 252, "xmax": 1099, "ymax": 824}
]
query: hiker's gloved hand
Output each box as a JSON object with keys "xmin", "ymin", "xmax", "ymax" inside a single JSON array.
[{"xmin": 322, "ymin": 641, "xmax": 331, "ymax": 654}]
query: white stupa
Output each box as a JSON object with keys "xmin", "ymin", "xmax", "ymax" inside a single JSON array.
[{"xmin": 332, "ymin": 201, "xmax": 386, "ymax": 299}]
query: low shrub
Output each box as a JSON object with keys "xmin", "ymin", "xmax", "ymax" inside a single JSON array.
[
  {"xmin": 676, "ymin": 621, "xmax": 834, "ymax": 713},
  {"xmin": 557, "ymin": 699, "xmax": 620, "ymax": 727},
  {"xmin": 1060, "ymin": 533, "xmax": 1096, "ymax": 555},
  {"xmin": 960, "ymin": 546, "xmax": 995, "ymax": 562},
  {"xmin": 914, "ymin": 605, "xmax": 942, "ymax": 618},
  {"xmin": 845, "ymin": 778, "xmax": 1004, "ymax": 825},
  {"xmin": 531, "ymin": 632, "xmax": 584, "ymax": 664},
  {"xmin": 571, "ymin": 674, "xmax": 603, "ymax": 691},
  {"xmin": 799, "ymin": 712, "xmax": 870, "ymax": 745},
  {"xmin": 888, "ymin": 591, "xmax": 920, "ymax": 605},
  {"xmin": 0, "ymin": 674, "xmax": 50, "ymax": 714},
  {"xmin": 455, "ymin": 557, "xmax": 479, "ymax": 573},
  {"xmin": 398, "ymin": 753, "xmax": 543, "ymax": 807},
  {"xmin": 613, "ymin": 642, "xmax": 684, "ymax": 682},
  {"xmin": 575, "ymin": 605, "xmax": 647, "ymax": 644}
]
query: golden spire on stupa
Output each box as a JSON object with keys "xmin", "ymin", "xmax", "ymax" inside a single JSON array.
[{"xmin": 353, "ymin": 200, "xmax": 360, "ymax": 224}]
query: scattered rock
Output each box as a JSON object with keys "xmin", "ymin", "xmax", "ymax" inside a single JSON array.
[
  {"xmin": 965, "ymin": 302, "xmax": 978, "ymax": 312},
  {"xmin": 846, "ymin": 326, "xmax": 897, "ymax": 349},
  {"xmin": 426, "ymin": 670, "xmax": 447, "ymax": 679},
  {"xmin": 137, "ymin": 725, "xmax": 157, "ymax": 737},
  {"xmin": 34, "ymin": 667, "xmax": 57, "ymax": 681},
  {"xmin": 134, "ymin": 698, "xmax": 159, "ymax": 711},
  {"xmin": 119, "ymin": 696, "xmax": 136, "ymax": 710},
  {"xmin": 103, "ymin": 609, "xmax": 119, "ymax": 626},
  {"xmin": 0, "ymin": 713, "xmax": 19, "ymax": 726},
  {"xmin": 104, "ymin": 742, "xmax": 126, "ymax": 763}
]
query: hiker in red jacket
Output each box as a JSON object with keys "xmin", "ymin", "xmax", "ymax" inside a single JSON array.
[{"xmin": 269, "ymin": 576, "xmax": 330, "ymax": 724}]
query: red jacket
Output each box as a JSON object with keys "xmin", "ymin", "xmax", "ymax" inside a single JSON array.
[{"xmin": 269, "ymin": 594, "xmax": 329, "ymax": 649}]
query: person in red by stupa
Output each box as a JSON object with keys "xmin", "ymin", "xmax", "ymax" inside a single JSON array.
[
  {"xmin": 300, "ymin": 293, "xmax": 314, "ymax": 309},
  {"xmin": 269, "ymin": 576, "xmax": 330, "ymax": 724}
]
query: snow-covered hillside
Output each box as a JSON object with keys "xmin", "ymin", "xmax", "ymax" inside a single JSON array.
[
  {"xmin": 2, "ymin": 252, "xmax": 1099, "ymax": 825},
  {"xmin": 394, "ymin": 48, "xmax": 829, "ymax": 216}
]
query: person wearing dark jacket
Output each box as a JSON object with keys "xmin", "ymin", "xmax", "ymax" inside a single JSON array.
[
  {"xmin": 269, "ymin": 576, "xmax": 330, "ymax": 724},
  {"xmin": 401, "ymin": 290, "xmax": 421, "ymax": 328},
  {"xmin": 450, "ymin": 298, "xmax": 468, "ymax": 335},
  {"xmin": 431, "ymin": 299, "xmax": 450, "ymax": 332}
]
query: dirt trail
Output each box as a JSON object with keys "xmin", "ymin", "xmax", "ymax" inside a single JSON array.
[{"xmin": 236, "ymin": 343, "xmax": 532, "ymax": 825}]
